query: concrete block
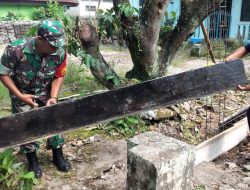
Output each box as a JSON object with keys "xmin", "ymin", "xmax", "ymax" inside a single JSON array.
[{"xmin": 127, "ymin": 131, "xmax": 195, "ymax": 190}]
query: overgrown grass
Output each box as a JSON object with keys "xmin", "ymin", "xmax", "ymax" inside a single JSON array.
[
  {"xmin": 100, "ymin": 44, "xmax": 127, "ymax": 52},
  {"xmin": 61, "ymin": 60, "xmax": 106, "ymax": 97},
  {"xmin": 0, "ymin": 83, "xmax": 11, "ymax": 117}
]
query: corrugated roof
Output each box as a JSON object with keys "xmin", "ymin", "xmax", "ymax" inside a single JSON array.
[{"xmin": 0, "ymin": 0, "xmax": 79, "ymax": 7}]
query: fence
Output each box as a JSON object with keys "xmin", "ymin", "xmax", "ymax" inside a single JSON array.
[
  {"xmin": 191, "ymin": 10, "xmax": 231, "ymax": 42},
  {"xmin": 238, "ymin": 24, "xmax": 250, "ymax": 41}
]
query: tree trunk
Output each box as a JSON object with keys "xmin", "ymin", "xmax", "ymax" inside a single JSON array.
[
  {"xmin": 114, "ymin": 0, "xmax": 222, "ymax": 80},
  {"xmin": 158, "ymin": 0, "xmax": 221, "ymax": 74},
  {"xmin": 78, "ymin": 19, "xmax": 120, "ymax": 89}
]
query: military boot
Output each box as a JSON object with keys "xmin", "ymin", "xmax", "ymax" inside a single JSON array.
[
  {"xmin": 52, "ymin": 147, "xmax": 71, "ymax": 172},
  {"xmin": 25, "ymin": 152, "xmax": 42, "ymax": 179}
]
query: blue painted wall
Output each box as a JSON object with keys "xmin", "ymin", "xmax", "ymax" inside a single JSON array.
[
  {"xmin": 130, "ymin": 0, "xmax": 139, "ymax": 8},
  {"xmin": 230, "ymin": 0, "xmax": 250, "ymax": 42},
  {"xmin": 229, "ymin": 0, "xmax": 241, "ymax": 38},
  {"xmin": 130, "ymin": 0, "xmax": 250, "ymax": 42},
  {"xmin": 130, "ymin": 0, "xmax": 181, "ymax": 16},
  {"xmin": 167, "ymin": 0, "xmax": 181, "ymax": 17}
]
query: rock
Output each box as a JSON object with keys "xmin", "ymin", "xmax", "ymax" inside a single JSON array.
[
  {"xmin": 237, "ymin": 183, "xmax": 249, "ymax": 189},
  {"xmin": 242, "ymin": 177, "xmax": 250, "ymax": 185},
  {"xmin": 62, "ymin": 185, "xmax": 72, "ymax": 190},
  {"xmin": 71, "ymin": 140, "xmax": 83, "ymax": 147},
  {"xmin": 183, "ymin": 102, "xmax": 191, "ymax": 112},
  {"xmin": 242, "ymin": 164, "xmax": 250, "ymax": 172},
  {"xmin": 170, "ymin": 105, "xmax": 182, "ymax": 114},
  {"xmin": 89, "ymin": 135, "xmax": 101, "ymax": 142},
  {"xmin": 219, "ymin": 185, "xmax": 235, "ymax": 190},
  {"xmin": 139, "ymin": 108, "xmax": 177, "ymax": 121},
  {"xmin": 225, "ymin": 162, "xmax": 237, "ymax": 170},
  {"xmin": 66, "ymin": 152, "xmax": 77, "ymax": 161},
  {"xmin": 139, "ymin": 110, "xmax": 157, "ymax": 120},
  {"xmin": 127, "ymin": 131, "xmax": 195, "ymax": 190},
  {"xmin": 173, "ymin": 115, "xmax": 181, "ymax": 122},
  {"xmin": 155, "ymin": 108, "xmax": 176, "ymax": 120}
]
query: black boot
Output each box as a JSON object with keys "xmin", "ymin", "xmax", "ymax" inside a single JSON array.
[
  {"xmin": 52, "ymin": 147, "xmax": 71, "ymax": 172},
  {"xmin": 25, "ymin": 152, "xmax": 42, "ymax": 179}
]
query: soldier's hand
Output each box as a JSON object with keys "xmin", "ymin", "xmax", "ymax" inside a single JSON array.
[
  {"xmin": 46, "ymin": 97, "xmax": 57, "ymax": 106},
  {"xmin": 237, "ymin": 84, "xmax": 250, "ymax": 91},
  {"xmin": 19, "ymin": 94, "xmax": 38, "ymax": 108}
]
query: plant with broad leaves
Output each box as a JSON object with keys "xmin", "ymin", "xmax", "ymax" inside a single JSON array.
[
  {"xmin": 32, "ymin": 0, "xmax": 64, "ymax": 20},
  {"xmin": 160, "ymin": 11, "xmax": 177, "ymax": 36},
  {"xmin": 105, "ymin": 116, "xmax": 148, "ymax": 137},
  {"xmin": 118, "ymin": 3, "xmax": 139, "ymax": 17},
  {"xmin": 0, "ymin": 148, "xmax": 38, "ymax": 190}
]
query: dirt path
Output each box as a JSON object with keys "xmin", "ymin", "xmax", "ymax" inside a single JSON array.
[
  {"xmin": 35, "ymin": 138, "xmax": 127, "ymax": 190},
  {"xmin": 34, "ymin": 134, "xmax": 250, "ymax": 190}
]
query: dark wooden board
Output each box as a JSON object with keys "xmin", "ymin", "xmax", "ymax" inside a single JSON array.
[{"xmin": 0, "ymin": 60, "xmax": 247, "ymax": 148}]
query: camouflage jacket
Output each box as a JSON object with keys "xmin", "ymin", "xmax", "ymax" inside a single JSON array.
[{"xmin": 0, "ymin": 38, "xmax": 66, "ymax": 113}]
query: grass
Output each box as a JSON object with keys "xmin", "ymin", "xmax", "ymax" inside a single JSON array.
[
  {"xmin": 0, "ymin": 83, "xmax": 11, "ymax": 117},
  {"xmin": 100, "ymin": 44, "xmax": 128, "ymax": 52},
  {"xmin": 61, "ymin": 61, "xmax": 106, "ymax": 97}
]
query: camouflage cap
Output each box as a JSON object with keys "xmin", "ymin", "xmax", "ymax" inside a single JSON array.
[{"xmin": 38, "ymin": 20, "xmax": 65, "ymax": 48}]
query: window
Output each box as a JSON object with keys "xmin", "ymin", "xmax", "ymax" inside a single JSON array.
[
  {"xmin": 86, "ymin": 5, "xmax": 96, "ymax": 12},
  {"xmin": 241, "ymin": 0, "xmax": 250, "ymax": 21}
]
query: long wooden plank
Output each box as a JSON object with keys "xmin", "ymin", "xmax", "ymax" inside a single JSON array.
[
  {"xmin": 195, "ymin": 118, "xmax": 249, "ymax": 166},
  {"xmin": 0, "ymin": 60, "xmax": 247, "ymax": 148}
]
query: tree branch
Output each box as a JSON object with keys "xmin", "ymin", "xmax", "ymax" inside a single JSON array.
[
  {"xmin": 78, "ymin": 19, "xmax": 120, "ymax": 89},
  {"xmin": 159, "ymin": 0, "xmax": 222, "ymax": 69}
]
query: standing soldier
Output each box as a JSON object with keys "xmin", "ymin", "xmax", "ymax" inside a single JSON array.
[
  {"xmin": 0, "ymin": 20, "xmax": 71, "ymax": 178},
  {"xmin": 225, "ymin": 43, "xmax": 250, "ymax": 128}
]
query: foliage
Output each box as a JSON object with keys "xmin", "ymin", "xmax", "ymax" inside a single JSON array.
[
  {"xmin": 32, "ymin": 7, "xmax": 46, "ymax": 20},
  {"xmin": 0, "ymin": 148, "xmax": 38, "ymax": 190},
  {"xmin": 96, "ymin": 8, "xmax": 120, "ymax": 39},
  {"xmin": 160, "ymin": 11, "xmax": 177, "ymax": 36},
  {"xmin": 118, "ymin": 3, "xmax": 139, "ymax": 17},
  {"xmin": 105, "ymin": 116, "xmax": 148, "ymax": 137},
  {"xmin": 32, "ymin": 0, "xmax": 64, "ymax": 20},
  {"xmin": 0, "ymin": 11, "xmax": 24, "ymax": 21},
  {"xmin": 96, "ymin": 3, "xmax": 139, "ymax": 39},
  {"xmin": 181, "ymin": 120, "xmax": 201, "ymax": 145}
]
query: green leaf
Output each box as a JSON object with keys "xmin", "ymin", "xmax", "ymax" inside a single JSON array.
[
  {"xmin": 25, "ymin": 26, "xmax": 38, "ymax": 37},
  {"xmin": 85, "ymin": 54, "xmax": 92, "ymax": 69},
  {"xmin": 21, "ymin": 172, "xmax": 35, "ymax": 179},
  {"xmin": 124, "ymin": 6, "xmax": 130, "ymax": 17},
  {"xmin": 126, "ymin": 117, "xmax": 139, "ymax": 124},
  {"xmin": 106, "ymin": 75, "xmax": 115, "ymax": 80},
  {"xmin": 6, "ymin": 177, "xmax": 15, "ymax": 187},
  {"xmin": 32, "ymin": 177, "xmax": 39, "ymax": 185}
]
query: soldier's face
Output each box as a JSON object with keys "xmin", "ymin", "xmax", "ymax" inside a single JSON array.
[{"xmin": 43, "ymin": 40, "xmax": 58, "ymax": 55}]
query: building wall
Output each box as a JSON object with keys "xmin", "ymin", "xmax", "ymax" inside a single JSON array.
[
  {"xmin": 229, "ymin": 0, "xmax": 242, "ymax": 39},
  {"xmin": 230, "ymin": 0, "xmax": 250, "ymax": 42},
  {"xmin": 167, "ymin": 0, "xmax": 181, "ymax": 17},
  {"xmin": 66, "ymin": 0, "xmax": 113, "ymax": 17},
  {"xmin": 0, "ymin": 4, "xmax": 40, "ymax": 20}
]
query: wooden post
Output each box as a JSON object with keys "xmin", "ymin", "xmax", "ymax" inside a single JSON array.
[{"xmin": 199, "ymin": 17, "xmax": 216, "ymax": 63}]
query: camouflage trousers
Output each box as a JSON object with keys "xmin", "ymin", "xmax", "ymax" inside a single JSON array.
[{"xmin": 12, "ymin": 100, "xmax": 64, "ymax": 153}]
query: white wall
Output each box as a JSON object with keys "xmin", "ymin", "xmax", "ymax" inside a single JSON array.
[{"xmin": 66, "ymin": 0, "xmax": 113, "ymax": 18}]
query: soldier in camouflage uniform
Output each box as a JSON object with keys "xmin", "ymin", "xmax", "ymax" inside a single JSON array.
[{"xmin": 0, "ymin": 20, "xmax": 71, "ymax": 178}]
